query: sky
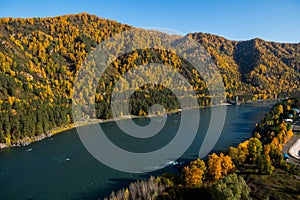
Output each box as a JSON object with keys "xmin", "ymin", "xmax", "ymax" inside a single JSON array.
[{"xmin": 0, "ymin": 0, "xmax": 299, "ymax": 43}]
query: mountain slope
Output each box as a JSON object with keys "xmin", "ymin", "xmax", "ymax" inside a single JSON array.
[
  {"xmin": 189, "ymin": 33, "xmax": 300, "ymax": 98},
  {"xmin": 0, "ymin": 13, "xmax": 131, "ymax": 144},
  {"xmin": 0, "ymin": 13, "xmax": 299, "ymax": 145}
]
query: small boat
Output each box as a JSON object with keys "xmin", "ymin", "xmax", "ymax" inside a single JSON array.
[
  {"xmin": 27, "ymin": 148, "xmax": 32, "ymax": 152},
  {"xmin": 65, "ymin": 157, "xmax": 70, "ymax": 161}
]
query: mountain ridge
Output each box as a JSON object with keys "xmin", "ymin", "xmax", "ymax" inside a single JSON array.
[{"xmin": 2, "ymin": 12, "xmax": 299, "ymax": 44}]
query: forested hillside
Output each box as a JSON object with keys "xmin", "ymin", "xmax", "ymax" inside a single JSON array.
[
  {"xmin": 189, "ymin": 33, "xmax": 300, "ymax": 99},
  {"xmin": 0, "ymin": 13, "xmax": 299, "ymax": 145},
  {"xmin": 0, "ymin": 13, "xmax": 131, "ymax": 144}
]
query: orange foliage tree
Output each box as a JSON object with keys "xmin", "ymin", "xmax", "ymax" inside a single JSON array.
[
  {"xmin": 182, "ymin": 159, "xmax": 206, "ymax": 187},
  {"xmin": 208, "ymin": 153, "xmax": 234, "ymax": 180}
]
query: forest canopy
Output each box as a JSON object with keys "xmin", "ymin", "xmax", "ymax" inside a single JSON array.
[{"xmin": 0, "ymin": 13, "xmax": 299, "ymax": 145}]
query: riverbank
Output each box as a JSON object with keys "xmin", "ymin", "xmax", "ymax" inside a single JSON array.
[
  {"xmin": 0, "ymin": 116, "xmax": 135, "ymax": 149},
  {"xmin": 0, "ymin": 111, "xmax": 172, "ymax": 149},
  {"xmin": 0, "ymin": 99, "xmax": 276, "ymax": 150},
  {"xmin": 0, "ymin": 103, "xmax": 201, "ymax": 149}
]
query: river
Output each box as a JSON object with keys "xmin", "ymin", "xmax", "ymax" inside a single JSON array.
[{"xmin": 0, "ymin": 101, "xmax": 273, "ymax": 199}]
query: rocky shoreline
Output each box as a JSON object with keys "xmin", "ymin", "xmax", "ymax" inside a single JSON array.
[
  {"xmin": 0, "ymin": 107, "xmax": 185, "ymax": 150},
  {"xmin": 0, "ymin": 131, "xmax": 52, "ymax": 149},
  {"xmin": 0, "ymin": 115, "xmax": 144, "ymax": 149}
]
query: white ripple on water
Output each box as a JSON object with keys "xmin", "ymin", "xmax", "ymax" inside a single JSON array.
[{"xmin": 50, "ymin": 155, "xmax": 71, "ymax": 162}]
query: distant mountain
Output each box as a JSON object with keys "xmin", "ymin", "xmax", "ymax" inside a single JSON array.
[
  {"xmin": 188, "ymin": 32, "xmax": 300, "ymax": 97},
  {"xmin": 0, "ymin": 13, "xmax": 299, "ymax": 145}
]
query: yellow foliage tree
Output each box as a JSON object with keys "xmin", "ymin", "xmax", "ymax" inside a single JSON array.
[
  {"xmin": 208, "ymin": 153, "xmax": 222, "ymax": 180},
  {"xmin": 219, "ymin": 153, "xmax": 234, "ymax": 176},
  {"xmin": 237, "ymin": 140, "xmax": 249, "ymax": 163},
  {"xmin": 286, "ymin": 129, "xmax": 293, "ymax": 141},
  {"xmin": 182, "ymin": 159, "xmax": 206, "ymax": 187}
]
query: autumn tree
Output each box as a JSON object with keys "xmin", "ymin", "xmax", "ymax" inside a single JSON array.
[
  {"xmin": 220, "ymin": 153, "xmax": 235, "ymax": 176},
  {"xmin": 208, "ymin": 153, "xmax": 234, "ymax": 180},
  {"xmin": 208, "ymin": 153, "xmax": 222, "ymax": 180},
  {"xmin": 182, "ymin": 159, "xmax": 206, "ymax": 187},
  {"xmin": 269, "ymin": 144, "xmax": 284, "ymax": 167},
  {"xmin": 276, "ymin": 104, "xmax": 284, "ymax": 115},
  {"xmin": 228, "ymin": 140, "xmax": 249, "ymax": 164},
  {"xmin": 248, "ymin": 137, "xmax": 263, "ymax": 163},
  {"xmin": 257, "ymin": 154, "xmax": 274, "ymax": 174}
]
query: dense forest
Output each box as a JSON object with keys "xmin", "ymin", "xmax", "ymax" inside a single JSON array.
[
  {"xmin": 189, "ymin": 33, "xmax": 300, "ymax": 99},
  {"xmin": 0, "ymin": 13, "xmax": 299, "ymax": 145}
]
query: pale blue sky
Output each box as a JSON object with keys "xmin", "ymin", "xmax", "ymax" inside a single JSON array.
[{"xmin": 0, "ymin": 0, "xmax": 299, "ymax": 43}]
